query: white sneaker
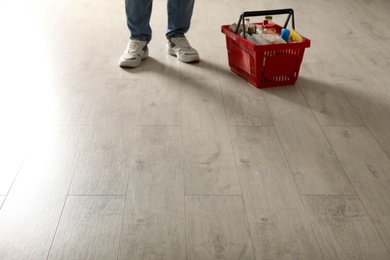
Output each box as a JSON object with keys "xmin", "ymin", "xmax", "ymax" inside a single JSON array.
[
  {"xmin": 119, "ymin": 39, "xmax": 149, "ymax": 68},
  {"xmin": 166, "ymin": 36, "xmax": 199, "ymax": 63}
]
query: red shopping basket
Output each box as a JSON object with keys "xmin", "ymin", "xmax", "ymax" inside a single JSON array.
[{"xmin": 221, "ymin": 9, "xmax": 311, "ymax": 88}]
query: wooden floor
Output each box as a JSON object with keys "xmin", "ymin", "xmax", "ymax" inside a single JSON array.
[{"xmin": 1, "ymin": 0, "xmax": 390, "ymax": 259}]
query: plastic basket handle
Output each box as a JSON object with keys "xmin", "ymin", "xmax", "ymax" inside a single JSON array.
[{"xmin": 235, "ymin": 8, "xmax": 295, "ymax": 37}]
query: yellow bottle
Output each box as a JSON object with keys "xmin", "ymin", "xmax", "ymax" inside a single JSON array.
[{"xmin": 289, "ymin": 28, "xmax": 303, "ymax": 42}]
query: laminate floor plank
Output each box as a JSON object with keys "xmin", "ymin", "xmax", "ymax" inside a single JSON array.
[
  {"xmin": 178, "ymin": 56, "xmax": 220, "ymax": 82},
  {"xmin": 298, "ymin": 63, "xmax": 364, "ymax": 127},
  {"xmin": 48, "ymin": 196, "xmax": 125, "ymax": 260},
  {"xmin": 47, "ymin": 75, "xmax": 104, "ymax": 126},
  {"xmin": 55, "ymin": 0, "xmax": 127, "ymax": 78},
  {"xmin": 323, "ymin": 126, "xmax": 390, "ymax": 251},
  {"xmin": 137, "ymin": 57, "xmax": 182, "ymax": 126},
  {"xmin": 0, "ymin": 196, "xmax": 5, "ymax": 209},
  {"xmin": 212, "ymin": 49, "xmax": 273, "ymax": 127},
  {"xmin": 0, "ymin": 132, "xmax": 26, "ymax": 195},
  {"xmin": 302, "ymin": 195, "xmax": 390, "ymax": 260},
  {"xmin": 204, "ymin": 3, "xmax": 273, "ymax": 128},
  {"xmin": 230, "ymin": 126, "xmax": 323, "ymax": 259},
  {"xmin": 68, "ymin": 124, "xmax": 134, "ymax": 196},
  {"xmin": 118, "ymin": 126, "xmax": 185, "ymax": 260},
  {"xmin": 182, "ymin": 80, "xmax": 241, "ymax": 195},
  {"xmin": 220, "ymin": 74, "xmax": 273, "ymax": 127},
  {"xmin": 263, "ymin": 86, "xmax": 355, "ymax": 195},
  {"xmin": 328, "ymin": 58, "xmax": 390, "ymax": 158},
  {"xmin": 89, "ymin": 79, "xmax": 143, "ymax": 126},
  {"xmin": 334, "ymin": 5, "xmax": 390, "ymax": 80},
  {"xmin": 69, "ymin": 79, "xmax": 141, "ymax": 195},
  {"xmin": 300, "ymin": 0, "xmax": 390, "ymax": 159},
  {"xmin": 185, "ymin": 195, "xmax": 255, "ymax": 260},
  {"xmin": 0, "ymin": 126, "xmax": 82, "ymax": 259},
  {"xmin": 1, "ymin": 98, "xmax": 33, "ymax": 198}
]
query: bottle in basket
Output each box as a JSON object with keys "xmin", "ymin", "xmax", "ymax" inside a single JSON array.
[
  {"xmin": 265, "ymin": 15, "xmax": 273, "ymax": 24},
  {"xmin": 257, "ymin": 19, "xmax": 286, "ymax": 44},
  {"xmin": 280, "ymin": 28, "xmax": 290, "ymax": 42},
  {"xmin": 247, "ymin": 23, "xmax": 257, "ymax": 35},
  {"xmin": 289, "ymin": 28, "xmax": 303, "ymax": 42},
  {"xmin": 261, "ymin": 20, "xmax": 276, "ymax": 34}
]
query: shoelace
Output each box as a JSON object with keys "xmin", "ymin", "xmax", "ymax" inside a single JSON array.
[
  {"xmin": 174, "ymin": 37, "xmax": 191, "ymax": 50},
  {"xmin": 125, "ymin": 40, "xmax": 144, "ymax": 55}
]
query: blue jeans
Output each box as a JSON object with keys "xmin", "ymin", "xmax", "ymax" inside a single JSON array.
[{"xmin": 125, "ymin": 0, "xmax": 195, "ymax": 42}]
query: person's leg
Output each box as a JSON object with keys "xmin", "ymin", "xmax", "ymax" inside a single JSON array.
[
  {"xmin": 126, "ymin": 0, "xmax": 153, "ymax": 42},
  {"xmin": 165, "ymin": 0, "xmax": 199, "ymax": 63},
  {"xmin": 166, "ymin": 0, "xmax": 194, "ymax": 39},
  {"xmin": 119, "ymin": 0, "xmax": 153, "ymax": 67}
]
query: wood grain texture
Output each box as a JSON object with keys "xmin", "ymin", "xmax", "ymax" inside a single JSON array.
[
  {"xmin": 69, "ymin": 80, "xmax": 140, "ymax": 195},
  {"xmin": 182, "ymin": 79, "xmax": 241, "ymax": 195},
  {"xmin": 302, "ymin": 195, "xmax": 390, "ymax": 260},
  {"xmin": 185, "ymin": 195, "xmax": 255, "ymax": 260},
  {"xmin": 299, "ymin": 0, "xmax": 390, "ymax": 159},
  {"xmin": 298, "ymin": 63, "xmax": 364, "ymax": 127},
  {"xmin": 323, "ymin": 126, "xmax": 390, "ymax": 251},
  {"xmin": 327, "ymin": 60, "xmax": 390, "ymax": 158},
  {"xmin": 263, "ymin": 86, "xmax": 355, "ymax": 195},
  {"xmin": 216, "ymin": 54, "xmax": 273, "ymax": 127},
  {"xmin": 48, "ymin": 196, "xmax": 125, "ymax": 260},
  {"xmin": 137, "ymin": 57, "xmax": 182, "ymax": 126},
  {"xmin": 0, "ymin": 126, "xmax": 82, "ymax": 259},
  {"xmin": 202, "ymin": 1, "xmax": 273, "ymax": 128},
  {"xmin": 48, "ymin": 75, "xmax": 104, "ymax": 125},
  {"xmin": 89, "ymin": 78, "xmax": 142, "ymax": 126},
  {"xmin": 118, "ymin": 126, "xmax": 185, "ymax": 260},
  {"xmin": 230, "ymin": 126, "xmax": 323, "ymax": 259},
  {"xmin": 69, "ymin": 124, "xmax": 134, "ymax": 195}
]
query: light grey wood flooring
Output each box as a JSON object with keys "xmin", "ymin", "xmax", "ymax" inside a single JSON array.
[
  {"xmin": 0, "ymin": 0, "xmax": 390, "ymax": 259},
  {"xmin": 0, "ymin": 197, "xmax": 5, "ymax": 209}
]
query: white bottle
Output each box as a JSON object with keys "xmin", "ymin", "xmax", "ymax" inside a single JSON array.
[{"xmin": 253, "ymin": 34, "xmax": 269, "ymax": 45}]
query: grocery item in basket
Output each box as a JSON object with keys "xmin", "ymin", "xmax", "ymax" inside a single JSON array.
[
  {"xmin": 230, "ymin": 21, "xmax": 258, "ymax": 35},
  {"xmin": 229, "ymin": 23, "xmax": 243, "ymax": 33},
  {"xmin": 289, "ymin": 28, "xmax": 303, "ymax": 42},
  {"xmin": 229, "ymin": 16, "xmax": 289, "ymax": 45},
  {"xmin": 257, "ymin": 30, "xmax": 286, "ymax": 44},
  {"xmin": 244, "ymin": 18, "xmax": 250, "ymax": 26},
  {"xmin": 253, "ymin": 34, "xmax": 269, "ymax": 45},
  {"xmin": 240, "ymin": 32, "xmax": 261, "ymax": 44},
  {"xmin": 265, "ymin": 15, "xmax": 274, "ymax": 24},
  {"xmin": 260, "ymin": 19, "xmax": 277, "ymax": 34},
  {"xmin": 242, "ymin": 31, "xmax": 285, "ymax": 45},
  {"xmin": 247, "ymin": 23, "xmax": 257, "ymax": 35},
  {"xmin": 280, "ymin": 28, "xmax": 290, "ymax": 42}
]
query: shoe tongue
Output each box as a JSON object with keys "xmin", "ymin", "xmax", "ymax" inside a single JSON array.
[
  {"xmin": 174, "ymin": 37, "xmax": 189, "ymax": 46},
  {"xmin": 131, "ymin": 39, "xmax": 142, "ymax": 45},
  {"xmin": 125, "ymin": 40, "xmax": 144, "ymax": 54}
]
